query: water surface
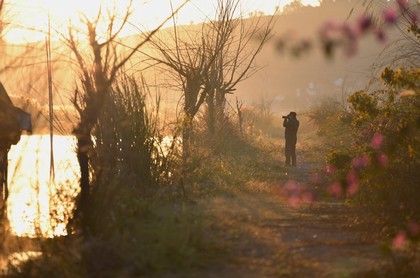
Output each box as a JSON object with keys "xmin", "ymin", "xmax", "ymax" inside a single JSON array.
[{"xmin": 7, "ymin": 135, "xmax": 79, "ymax": 237}]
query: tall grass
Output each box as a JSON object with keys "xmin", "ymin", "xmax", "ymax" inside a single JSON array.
[{"xmin": 92, "ymin": 75, "xmax": 173, "ymax": 190}]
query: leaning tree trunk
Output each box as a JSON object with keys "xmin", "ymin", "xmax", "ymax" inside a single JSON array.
[
  {"xmin": 181, "ymin": 113, "xmax": 193, "ymax": 165},
  {"xmin": 73, "ymin": 88, "xmax": 107, "ymax": 234},
  {"xmin": 0, "ymin": 144, "xmax": 10, "ymax": 227},
  {"xmin": 215, "ymin": 89, "xmax": 227, "ymax": 133},
  {"xmin": 206, "ymin": 89, "xmax": 216, "ymax": 136},
  {"xmin": 0, "ymin": 148, "xmax": 8, "ymax": 203},
  {"xmin": 75, "ymin": 133, "xmax": 92, "ymax": 231}
]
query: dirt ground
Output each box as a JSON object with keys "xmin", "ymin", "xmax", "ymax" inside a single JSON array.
[
  {"xmin": 1, "ymin": 149, "xmax": 412, "ymax": 277},
  {"xmin": 188, "ymin": 161, "xmax": 394, "ymax": 278}
]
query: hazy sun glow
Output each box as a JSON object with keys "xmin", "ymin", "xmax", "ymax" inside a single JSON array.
[
  {"xmin": 3, "ymin": 0, "xmax": 318, "ymax": 237},
  {"xmin": 4, "ymin": 0, "xmax": 320, "ymax": 44}
]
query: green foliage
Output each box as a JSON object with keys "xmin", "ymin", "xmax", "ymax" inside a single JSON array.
[
  {"xmin": 6, "ymin": 182, "xmax": 211, "ymax": 277},
  {"xmin": 327, "ymin": 149, "xmax": 352, "ymax": 170},
  {"xmin": 74, "ymin": 126, "xmax": 279, "ymax": 277},
  {"xmin": 84, "ymin": 180, "xmax": 210, "ymax": 276},
  {"xmin": 308, "ymin": 67, "xmax": 420, "ymax": 275},
  {"xmin": 181, "ymin": 120, "xmax": 253, "ymax": 196},
  {"xmin": 381, "ymin": 67, "xmax": 420, "ymax": 90},
  {"xmin": 348, "ymin": 91, "xmax": 379, "ymax": 120},
  {"xmin": 324, "ymin": 67, "xmax": 420, "ymax": 228}
]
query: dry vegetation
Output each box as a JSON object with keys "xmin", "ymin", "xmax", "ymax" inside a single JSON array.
[{"xmin": 0, "ymin": 0, "xmax": 419, "ymax": 277}]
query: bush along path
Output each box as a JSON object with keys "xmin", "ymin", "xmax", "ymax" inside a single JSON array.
[{"xmin": 180, "ymin": 143, "xmax": 411, "ymax": 278}]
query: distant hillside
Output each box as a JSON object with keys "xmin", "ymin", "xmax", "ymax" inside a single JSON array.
[
  {"xmin": 234, "ymin": 0, "xmax": 393, "ymax": 116},
  {"xmin": 0, "ymin": 0, "xmax": 396, "ymax": 122}
]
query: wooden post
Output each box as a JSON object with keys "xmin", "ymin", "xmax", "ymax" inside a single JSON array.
[
  {"xmin": 0, "ymin": 149, "xmax": 6, "ymax": 201},
  {"xmin": 0, "ymin": 146, "xmax": 9, "ymax": 214}
]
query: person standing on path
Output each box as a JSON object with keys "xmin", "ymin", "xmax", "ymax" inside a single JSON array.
[{"xmin": 283, "ymin": 111, "xmax": 299, "ymax": 167}]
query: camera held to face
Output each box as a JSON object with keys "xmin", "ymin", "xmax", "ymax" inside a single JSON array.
[{"xmin": 283, "ymin": 112, "xmax": 296, "ymax": 119}]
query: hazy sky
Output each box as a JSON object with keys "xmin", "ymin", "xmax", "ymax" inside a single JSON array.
[{"xmin": 3, "ymin": 0, "xmax": 320, "ymax": 43}]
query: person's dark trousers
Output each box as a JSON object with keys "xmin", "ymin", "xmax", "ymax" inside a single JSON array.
[{"xmin": 285, "ymin": 138, "xmax": 297, "ymax": 166}]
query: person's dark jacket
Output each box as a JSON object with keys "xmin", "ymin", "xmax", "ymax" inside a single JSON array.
[{"xmin": 283, "ymin": 117, "xmax": 299, "ymax": 141}]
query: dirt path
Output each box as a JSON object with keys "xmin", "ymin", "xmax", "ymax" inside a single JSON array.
[{"xmin": 189, "ymin": 161, "xmax": 389, "ymax": 278}]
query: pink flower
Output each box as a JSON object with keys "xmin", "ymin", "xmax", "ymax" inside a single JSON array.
[
  {"xmin": 328, "ymin": 182, "xmax": 342, "ymax": 198},
  {"xmin": 371, "ymin": 133, "xmax": 384, "ymax": 150},
  {"xmin": 397, "ymin": 0, "xmax": 408, "ymax": 11},
  {"xmin": 357, "ymin": 14, "xmax": 373, "ymax": 33},
  {"xmin": 352, "ymin": 155, "xmax": 370, "ymax": 169},
  {"xmin": 347, "ymin": 182, "xmax": 359, "ymax": 195},
  {"xmin": 285, "ymin": 180, "xmax": 301, "ymax": 193},
  {"xmin": 318, "ymin": 20, "xmax": 340, "ymax": 41},
  {"xmin": 392, "ymin": 231, "xmax": 407, "ymax": 250},
  {"xmin": 309, "ymin": 173, "xmax": 321, "ymax": 184},
  {"xmin": 342, "ymin": 23, "xmax": 358, "ymax": 40},
  {"xmin": 320, "ymin": 20, "xmax": 339, "ymax": 33},
  {"xmin": 407, "ymin": 221, "xmax": 420, "ymax": 237},
  {"xmin": 288, "ymin": 196, "xmax": 301, "ymax": 207},
  {"xmin": 346, "ymin": 170, "xmax": 359, "ymax": 195},
  {"xmin": 383, "ymin": 7, "xmax": 398, "ymax": 24},
  {"xmin": 377, "ymin": 153, "xmax": 389, "ymax": 166},
  {"xmin": 325, "ymin": 164, "xmax": 336, "ymax": 175},
  {"xmin": 375, "ymin": 28, "xmax": 387, "ymax": 44},
  {"xmin": 302, "ymin": 192, "xmax": 315, "ymax": 203}
]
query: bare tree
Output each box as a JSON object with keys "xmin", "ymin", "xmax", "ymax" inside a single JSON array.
[
  {"xmin": 144, "ymin": 15, "xmax": 225, "ymax": 162},
  {"xmin": 62, "ymin": 1, "xmax": 186, "ymax": 232},
  {"xmin": 203, "ymin": 0, "xmax": 273, "ymax": 136},
  {"xmin": 144, "ymin": 0, "xmax": 273, "ymax": 159}
]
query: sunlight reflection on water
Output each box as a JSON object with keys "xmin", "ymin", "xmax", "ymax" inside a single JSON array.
[{"xmin": 7, "ymin": 135, "xmax": 80, "ymax": 238}]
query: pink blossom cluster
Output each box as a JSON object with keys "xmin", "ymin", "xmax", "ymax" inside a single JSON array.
[
  {"xmin": 274, "ymin": 179, "xmax": 315, "ymax": 207},
  {"xmin": 371, "ymin": 133, "xmax": 389, "ymax": 166},
  {"xmin": 326, "ymin": 133, "xmax": 389, "ymax": 197},
  {"xmin": 326, "ymin": 170, "xmax": 359, "ymax": 198},
  {"xmin": 325, "ymin": 167, "xmax": 356, "ymax": 197},
  {"xmin": 318, "ymin": 0, "xmax": 419, "ymax": 57},
  {"xmin": 392, "ymin": 221, "xmax": 420, "ymax": 250}
]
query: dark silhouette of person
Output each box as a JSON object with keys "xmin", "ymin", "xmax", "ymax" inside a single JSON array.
[{"xmin": 283, "ymin": 111, "xmax": 299, "ymax": 166}]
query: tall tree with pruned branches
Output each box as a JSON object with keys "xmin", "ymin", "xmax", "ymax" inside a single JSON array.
[
  {"xmin": 203, "ymin": 0, "xmax": 273, "ymax": 137},
  {"xmin": 144, "ymin": 0, "xmax": 273, "ymax": 161},
  {"xmin": 62, "ymin": 0, "xmax": 187, "ymax": 233}
]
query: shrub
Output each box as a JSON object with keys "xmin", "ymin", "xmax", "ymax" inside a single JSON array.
[
  {"xmin": 92, "ymin": 75, "xmax": 177, "ymax": 191},
  {"xmin": 323, "ymin": 67, "xmax": 420, "ymax": 229}
]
